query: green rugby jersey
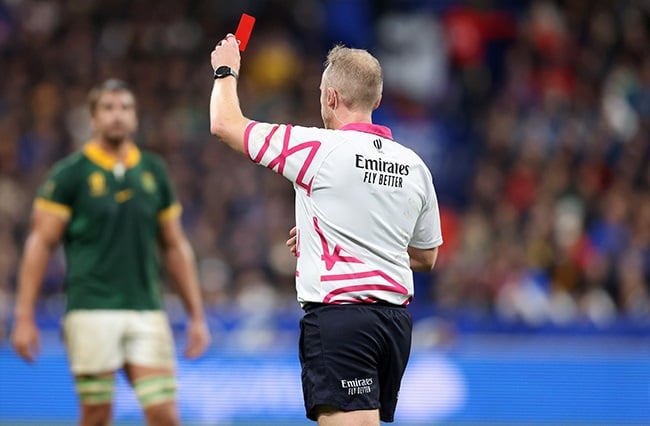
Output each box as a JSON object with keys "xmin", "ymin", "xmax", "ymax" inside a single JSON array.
[{"xmin": 34, "ymin": 141, "xmax": 182, "ymax": 311}]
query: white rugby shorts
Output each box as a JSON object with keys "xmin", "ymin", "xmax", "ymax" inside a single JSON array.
[{"xmin": 63, "ymin": 310, "xmax": 176, "ymax": 375}]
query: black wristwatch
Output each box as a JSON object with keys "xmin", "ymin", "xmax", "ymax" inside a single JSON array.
[{"xmin": 213, "ymin": 65, "xmax": 238, "ymax": 80}]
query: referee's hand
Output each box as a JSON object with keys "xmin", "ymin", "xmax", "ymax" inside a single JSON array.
[
  {"xmin": 211, "ymin": 33, "xmax": 241, "ymax": 76},
  {"xmin": 11, "ymin": 317, "xmax": 40, "ymax": 363},
  {"xmin": 286, "ymin": 226, "xmax": 298, "ymax": 257}
]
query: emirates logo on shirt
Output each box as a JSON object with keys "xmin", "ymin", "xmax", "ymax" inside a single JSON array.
[
  {"xmin": 356, "ymin": 154, "xmax": 409, "ymax": 188},
  {"xmin": 373, "ymin": 138, "xmax": 383, "ymax": 152}
]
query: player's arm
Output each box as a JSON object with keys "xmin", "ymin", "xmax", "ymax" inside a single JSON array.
[
  {"xmin": 407, "ymin": 246, "xmax": 439, "ymax": 272},
  {"xmin": 12, "ymin": 208, "xmax": 67, "ymax": 363},
  {"xmin": 209, "ymin": 33, "xmax": 250, "ymax": 154},
  {"xmin": 158, "ymin": 215, "xmax": 211, "ymax": 358}
]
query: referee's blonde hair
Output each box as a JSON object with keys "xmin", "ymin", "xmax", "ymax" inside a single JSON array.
[{"xmin": 324, "ymin": 45, "xmax": 383, "ymax": 112}]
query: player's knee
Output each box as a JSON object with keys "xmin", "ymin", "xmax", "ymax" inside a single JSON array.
[
  {"xmin": 78, "ymin": 396, "xmax": 114, "ymax": 422},
  {"xmin": 79, "ymin": 403, "xmax": 112, "ymax": 426},
  {"xmin": 144, "ymin": 402, "xmax": 180, "ymax": 426}
]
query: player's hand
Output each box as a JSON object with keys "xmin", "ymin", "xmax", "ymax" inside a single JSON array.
[
  {"xmin": 211, "ymin": 33, "xmax": 241, "ymax": 75},
  {"xmin": 11, "ymin": 317, "xmax": 40, "ymax": 363},
  {"xmin": 184, "ymin": 318, "xmax": 210, "ymax": 359},
  {"xmin": 286, "ymin": 226, "xmax": 298, "ymax": 257}
]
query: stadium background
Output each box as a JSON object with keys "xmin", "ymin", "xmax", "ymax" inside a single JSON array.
[{"xmin": 0, "ymin": 0, "xmax": 649, "ymax": 424}]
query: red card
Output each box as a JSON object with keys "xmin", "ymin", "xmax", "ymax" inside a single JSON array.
[{"xmin": 234, "ymin": 13, "xmax": 255, "ymax": 52}]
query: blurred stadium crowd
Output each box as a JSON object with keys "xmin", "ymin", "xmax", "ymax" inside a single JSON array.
[{"xmin": 0, "ymin": 0, "xmax": 649, "ymax": 340}]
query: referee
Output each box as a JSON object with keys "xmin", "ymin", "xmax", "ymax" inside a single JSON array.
[{"xmin": 210, "ymin": 35, "xmax": 442, "ymax": 425}]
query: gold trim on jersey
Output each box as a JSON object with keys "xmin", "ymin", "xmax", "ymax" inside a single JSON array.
[
  {"xmin": 34, "ymin": 198, "xmax": 72, "ymax": 219},
  {"xmin": 158, "ymin": 203, "xmax": 182, "ymax": 222},
  {"xmin": 83, "ymin": 141, "xmax": 141, "ymax": 171}
]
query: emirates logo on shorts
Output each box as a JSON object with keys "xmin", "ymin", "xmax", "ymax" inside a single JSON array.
[
  {"xmin": 341, "ymin": 377, "xmax": 373, "ymax": 395},
  {"xmin": 373, "ymin": 138, "xmax": 383, "ymax": 152}
]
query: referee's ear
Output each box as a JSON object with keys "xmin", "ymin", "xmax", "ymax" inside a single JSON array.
[
  {"xmin": 373, "ymin": 94, "xmax": 382, "ymax": 111},
  {"xmin": 327, "ymin": 88, "xmax": 337, "ymax": 110}
]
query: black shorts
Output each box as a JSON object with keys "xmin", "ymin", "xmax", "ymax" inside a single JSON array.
[{"xmin": 299, "ymin": 303, "xmax": 412, "ymax": 423}]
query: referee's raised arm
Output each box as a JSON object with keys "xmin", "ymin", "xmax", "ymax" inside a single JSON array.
[{"xmin": 209, "ymin": 33, "xmax": 250, "ymax": 154}]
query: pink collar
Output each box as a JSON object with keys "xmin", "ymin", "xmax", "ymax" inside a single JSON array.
[{"xmin": 340, "ymin": 123, "xmax": 393, "ymax": 140}]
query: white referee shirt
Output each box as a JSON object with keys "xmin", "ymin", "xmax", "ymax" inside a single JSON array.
[{"xmin": 245, "ymin": 121, "xmax": 443, "ymax": 306}]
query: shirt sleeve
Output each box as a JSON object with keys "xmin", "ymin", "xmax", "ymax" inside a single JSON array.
[
  {"xmin": 244, "ymin": 121, "xmax": 327, "ymax": 194},
  {"xmin": 33, "ymin": 162, "xmax": 77, "ymax": 219},
  {"xmin": 409, "ymin": 167, "xmax": 443, "ymax": 249},
  {"xmin": 151, "ymin": 156, "xmax": 182, "ymax": 222}
]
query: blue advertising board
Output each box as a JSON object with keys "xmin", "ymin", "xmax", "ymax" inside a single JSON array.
[{"xmin": 1, "ymin": 334, "xmax": 648, "ymax": 425}]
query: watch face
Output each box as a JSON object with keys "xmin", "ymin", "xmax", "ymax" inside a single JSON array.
[
  {"xmin": 215, "ymin": 66, "xmax": 236, "ymax": 79},
  {"xmin": 216, "ymin": 66, "xmax": 230, "ymax": 75}
]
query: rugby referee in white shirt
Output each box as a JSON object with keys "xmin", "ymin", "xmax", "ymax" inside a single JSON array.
[{"xmin": 209, "ymin": 33, "xmax": 442, "ymax": 426}]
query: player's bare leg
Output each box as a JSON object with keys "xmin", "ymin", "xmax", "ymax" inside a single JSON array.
[
  {"xmin": 80, "ymin": 402, "xmax": 112, "ymax": 426},
  {"xmin": 124, "ymin": 363, "xmax": 180, "ymax": 426}
]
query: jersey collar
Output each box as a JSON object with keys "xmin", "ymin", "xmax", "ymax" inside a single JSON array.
[
  {"xmin": 83, "ymin": 140, "xmax": 141, "ymax": 171},
  {"xmin": 340, "ymin": 123, "xmax": 393, "ymax": 140}
]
